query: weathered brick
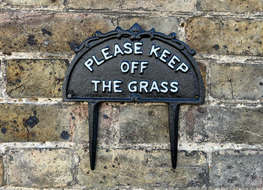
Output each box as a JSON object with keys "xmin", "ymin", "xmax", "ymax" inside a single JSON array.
[
  {"xmin": 182, "ymin": 105, "xmax": 263, "ymax": 144},
  {"xmin": 6, "ymin": 148, "xmax": 74, "ymax": 188},
  {"xmin": 6, "ymin": 59, "xmax": 68, "ymax": 98},
  {"xmin": 0, "ymin": 12, "xmax": 115, "ymax": 53},
  {"xmin": 209, "ymin": 63, "xmax": 263, "ymax": 100},
  {"xmin": 78, "ymin": 149, "xmax": 208, "ymax": 189},
  {"xmin": 70, "ymin": 102, "xmax": 119, "ymax": 146},
  {"xmin": 91, "ymin": 103, "xmax": 170, "ymax": 146},
  {"xmin": 119, "ymin": 16, "xmax": 181, "ymax": 37},
  {"xmin": 0, "ymin": 103, "xmax": 88, "ymax": 142},
  {"xmin": 197, "ymin": 0, "xmax": 263, "ymax": 13},
  {"xmin": 67, "ymin": 0, "xmax": 196, "ymax": 12},
  {"xmin": 196, "ymin": 60, "xmax": 207, "ymax": 88},
  {"xmin": 0, "ymin": 0, "xmax": 61, "ymax": 8},
  {"xmin": 97, "ymin": 103, "xmax": 119, "ymax": 146},
  {"xmin": 186, "ymin": 17, "xmax": 263, "ymax": 56},
  {"xmin": 118, "ymin": 103, "xmax": 169, "ymax": 144},
  {"xmin": 210, "ymin": 150, "xmax": 263, "ymax": 188}
]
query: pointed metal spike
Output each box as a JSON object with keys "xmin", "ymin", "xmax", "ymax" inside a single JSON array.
[
  {"xmin": 168, "ymin": 103, "xmax": 180, "ymax": 169},
  {"xmin": 89, "ymin": 102, "xmax": 100, "ymax": 170}
]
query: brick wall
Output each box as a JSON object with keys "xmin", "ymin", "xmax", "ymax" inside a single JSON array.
[{"xmin": 0, "ymin": 0, "xmax": 263, "ymax": 189}]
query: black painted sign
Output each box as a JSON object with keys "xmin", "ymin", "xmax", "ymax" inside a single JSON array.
[{"xmin": 63, "ymin": 23, "xmax": 205, "ymax": 170}]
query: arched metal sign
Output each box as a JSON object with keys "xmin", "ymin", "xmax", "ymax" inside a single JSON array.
[{"xmin": 63, "ymin": 23, "xmax": 205, "ymax": 170}]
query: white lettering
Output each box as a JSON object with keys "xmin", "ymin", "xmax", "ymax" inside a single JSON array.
[
  {"xmin": 102, "ymin": 80, "xmax": 112, "ymax": 92},
  {"xmin": 114, "ymin": 44, "xmax": 124, "ymax": 57},
  {"xmin": 160, "ymin": 81, "xmax": 169, "ymax": 93},
  {"xmin": 170, "ymin": 81, "xmax": 179, "ymax": 92},
  {"xmin": 83, "ymin": 43, "xmax": 191, "ymax": 73},
  {"xmin": 127, "ymin": 80, "xmax": 179, "ymax": 94},
  {"xmin": 84, "ymin": 58, "xmax": 94, "ymax": 72},
  {"xmin": 140, "ymin": 61, "xmax": 148, "ymax": 74},
  {"xmin": 149, "ymin": 45, "xmax": 161, "ymax": 57},
  {"xmin": 101, "ymin": 47, "xmax": 113, "ymax": 60},
  {"xmin": 134, "ymin": 42, "xmax": 143, "ymax": 54},
  {"xmin": 168, "ymin": 55, "xmax": 180, "ymax": 69},
  {"xmin": 176, "ymin": 63, "xmax": 189, "ymax": 73},
  {"xmin": 123, "ymin": 42, "xmax": 133, "ymax": 54},
  {"xmin": 91, "ymin": 80, "xmax": 100, "ymax": 92},
  {"xmin": 160, "ymin": 49, "xmax": 171, "ymax": 63},
  {"xmin": 120, "ymin": 61, "xmax": 129, "ymax": 73},
  {"xmin": 128, "ymin": 81, "xmax": 137, "ymax": 92},
  {"xmin": 139, "ymin": 81, "xmax": 148, "ymax": 92},
  {"xmin": 113, "ymin": 80, "xmax": 122, "ymax": 92},
  {"xmin": 131, "ymin": 61, "xmax": 139, "ymax": 74},
  {"xmin": 120, "ymin": 61, "xmax": 149, "ymax": 74},
  {"xmin": 92, "ymin": 55, "xmax": 104, "ymax": 66},
  {"xmin": 149, "ymin": 81, "xmax": 160, "ymax": 92}
]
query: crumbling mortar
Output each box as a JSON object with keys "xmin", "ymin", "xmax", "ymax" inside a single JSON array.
[
  {"xmin": 1, "ymin": 59, "xmax": 8, "ymax": 101},
  {"xmin": 1, "ymin": 5, "xmax": 263, "ymax": 20}
]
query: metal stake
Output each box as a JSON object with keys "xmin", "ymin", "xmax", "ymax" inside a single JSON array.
[
  {"xmin": 88, "ymin": 102, "xmax": 100, "ymax": 170},
  {"xmin": 169, "ymin": 103, "xmax": 180, "ymax": 169}
]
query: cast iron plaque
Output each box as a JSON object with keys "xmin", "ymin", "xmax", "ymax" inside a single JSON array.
[{"xmin": 63, "ymin": 23, "xmax": 205, "ymax": 170}]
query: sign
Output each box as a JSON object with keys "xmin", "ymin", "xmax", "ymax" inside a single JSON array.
[{"xmin": 63, "ymin": 23, "xmax": 205, "ymax": 170}]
